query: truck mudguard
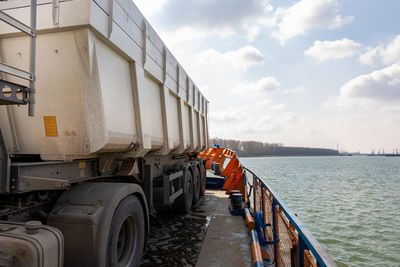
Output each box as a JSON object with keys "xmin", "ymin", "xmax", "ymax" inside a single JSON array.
[{"xmin": 48, "ymin": 182, "xmax": 149, "ymax": 267}]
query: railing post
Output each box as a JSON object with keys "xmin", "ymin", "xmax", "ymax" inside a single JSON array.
[
  {"xmin": 304, "ymin": 250, "xmax": 310, "ymax": 267},
  {"xmin": 243, "ymin": 171, "xmax": 248, "ymax": 205},
  {"xmin": 262, "ymin": 186, "xmax": 267, "ymax": 242},
  {"xmin": 253, "ymin": 176, "xmax": 257, "ymax": 212},
  {"xmin": 261, "ymin": 184, "xmax": 265, "ymax": 215},
  {"xmin": 272, "ymin": 198, "xmax": 280, "ymax": 267},
  {"xmin": 298, "ymin": 234, "xmax": 306, "ymax": 267}
]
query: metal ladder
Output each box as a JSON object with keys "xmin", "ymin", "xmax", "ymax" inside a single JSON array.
[{"xmin": 0, "ymin": 0, "xmax": 37, "ymax": 116}]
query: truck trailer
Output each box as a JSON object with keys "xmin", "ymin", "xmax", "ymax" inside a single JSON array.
[{"xmin": 0, "ymin": 0, "xmax": 208, "ymax": 266}]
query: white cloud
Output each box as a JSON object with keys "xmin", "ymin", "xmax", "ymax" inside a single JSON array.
[
  {"xmin": 210, "ymin": 110, "xmax": 247, "ymax": 123},
  {"xmin": 134, "ymin": 0, "xmax": 168, "ymax": 17},
  {"xmin": 305, "ymin": 38, "xmax": 360, "ymax": 62},
  {"xmin": 273, "ymin": 0, "xmax": 353, "ymax": 44},
  {"xmin": 333, "ymin": 62, "xmax": 400, "ymax": 106},
  {"xmin": 281, "ymin": 86, "xmax": 306, "ymax": 94},
  {"xmin": 244, "ymin": 112, "xmax": 299, "ymax": 134},
  {"xmin": 211, "ymin": 112, "xmax": 299, "ymax": 139},
  {"xmin": 231, "ymin": 76, "xmax": 281, "ymax": 94},
  {"xmin": 182, "ymin": 45, "xmax": 265, "ymax": 100},
  {"xmin": 381, "ymin": 106, "xmax": 400, "ymax": 113},
  {"xmin": 176, "ymin": 45, "xmax": 267, "ymax": 110},
  {"xmin": 255, "ymin": 77, "xmax": 281, "ymax": 92},
  {"xmin": 194, "ymin": 46, "xmax": 264, "ymax": 71},
  {"xmin": 359, "ymin": 46, "xmax": 381, "ymax": 65},
  {"xmin": 270, "ymin": 104, "xmax": 286, "ymax": 110},
  {"xmin": 359, "ymin": 34, "xmax": 400, "ymax": 65},
  {"xmin": 153, "ymin": 0, "xmax": 273, "ymax": 42},
  {"xmin": 142, "ymin": 0, "xmax": 352, "ymax": 46}
]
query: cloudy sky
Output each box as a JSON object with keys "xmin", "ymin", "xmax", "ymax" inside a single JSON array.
[{"xmin": 134, "ymin": 0, "xmax": 400, "ymax": 153}]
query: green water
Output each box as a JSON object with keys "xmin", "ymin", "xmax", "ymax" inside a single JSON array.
[{"xmin": 240, "ymin": 156, "xmax": 400, "ymax": 267}]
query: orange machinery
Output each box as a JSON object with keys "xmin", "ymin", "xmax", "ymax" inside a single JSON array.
[{"xmin": 198, "ymin": 147, "xmax": 247, "ymax": 202}]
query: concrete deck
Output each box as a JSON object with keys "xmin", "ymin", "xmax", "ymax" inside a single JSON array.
[{"xmin": 196, "ymin": 190, "xmax": 252, "ymax": 267}]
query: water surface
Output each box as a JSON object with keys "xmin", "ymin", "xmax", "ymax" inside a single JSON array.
[{"xmin": 240, "ymin": 156, "xmax": 400, "ymax": 267}]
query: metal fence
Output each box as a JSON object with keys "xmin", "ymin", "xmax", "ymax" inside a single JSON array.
[{"xmin": 245, "ymin": 167, "xmax": 337, "ymax": 267}]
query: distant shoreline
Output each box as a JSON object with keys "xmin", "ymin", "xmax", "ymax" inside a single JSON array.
[
  {"xmin": 239, "ymin": 154, "xmax": 341, "ymax": 158},
  {"xmin": 210, "ymin": 137, "xmax": 340, "ymax": 157}
]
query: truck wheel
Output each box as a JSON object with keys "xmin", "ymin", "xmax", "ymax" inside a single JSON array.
[
  {"xmin": 200, "ymin": 163, "xmax": 206, "ymax": 196},
  {"xmin": 193, "ymin": 165, "xmax": 201, "ymax": 205},
  {"xmin": 107, "ymin": 195, "xmax": 145, "ymax": 267},
  {"xmin": 175, "ymin": 167, "xmax": 193, "ymax": 213}
]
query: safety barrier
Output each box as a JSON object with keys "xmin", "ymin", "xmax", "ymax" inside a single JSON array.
[
  {"xmin": 244, "ymin": 208, "xmax": 255, "ymax": 232},
  {"xmin": 250, "ymin": 230, "xmax": 264, "ymax": 267},
  {"xmin": 245, "ymin": 167, "xmax": 338, "ymax": 267},
  {"xmin": 200, "ymin": 146, "xmax": 337, "ymax": 267}
]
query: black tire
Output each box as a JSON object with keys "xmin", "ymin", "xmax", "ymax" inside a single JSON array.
[
  {"xmin": 193, "ymin": 164, "xmax": 201, "ymax": 205},
  {"xmin": 107, "ymin": 195, "xmax": 145, "ymax": 267},
  {"xmin": 199, "ymin": 162, "xmax": 206, "ymax": 196},
  {"xmin": 174, "ymin": 166, "xmax": 193, "ymax": 213}
]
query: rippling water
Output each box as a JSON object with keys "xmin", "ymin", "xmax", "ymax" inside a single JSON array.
[{"xmin": 240, "ymin": 156, "xmax": 400, "ymax": 267}]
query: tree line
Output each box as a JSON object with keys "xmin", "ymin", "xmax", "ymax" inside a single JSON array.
[{"xmin": 209, "ymin": 138, "xmax": 339, "ymax": 157}]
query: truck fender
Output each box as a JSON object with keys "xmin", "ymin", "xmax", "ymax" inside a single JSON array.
[{"xmin": 48, "ymin": 182, "xmax": 149, "ymax": 267}]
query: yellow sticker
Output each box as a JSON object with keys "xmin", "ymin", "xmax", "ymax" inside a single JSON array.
[
  {"xmin": 43, "ymin": 116, "xmax": 58, "ymax": 137},
  {"xmin": 78, "ymin": 161, "xmax": 86, "ymax": 169}
]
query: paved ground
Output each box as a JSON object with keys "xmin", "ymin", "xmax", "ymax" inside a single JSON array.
[
  {"xmin": 140, "ymin": 189, "xmax": 252, "ymax": 267},
  {"xmin": 140, "ymin": 199, "xmax": 210, "ymax": 266}
]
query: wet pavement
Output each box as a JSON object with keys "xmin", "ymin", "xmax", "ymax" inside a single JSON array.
[
  {"xmin": 140, "ymin": 201, "xmax": 211, "ymax": 266},
  {"xmin": 140, "ymin": 190, "xmax": 252, "ymax": 267}
]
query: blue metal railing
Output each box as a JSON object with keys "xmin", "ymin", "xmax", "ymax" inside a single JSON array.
[{"xmin": 244, "ymin": 167, "xmax": 338, "ymax": 267}]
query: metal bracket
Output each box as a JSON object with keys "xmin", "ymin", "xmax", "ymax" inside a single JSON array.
[
  {"xmin": 10, "ymin": 160, "xmax": 107, "ymax": 193},
  {"xmin": 99, "ymin": 153, "xmax": 116, "ymax": 174},
  {"xmin": 52, "ymin": 0, "xmax": 60, "ymax": 27},
  {"xmin": 154, "ymin": 170, "xmax": 184, "ymax": 206},
  {"xmin": 162, "ymin": 47, "xmax": 167, "ymax": 85},
  {"xmin": 142, "ymin": 20, "xmax": 147, "ymax": 66},
  {"xmin": 176, "ymin": 64, "xmax": 180, "ymax": 94},
  {"xmin": 107, "ymin": 0, "xmax": 114, "ymax": 38},
  {"xmin": 164, "ymin": 171, "xmax": 183, "ymax": 205},
  {"xmin": 0, "ymin": 64, "xmax": 32, "ymax": 82},
  {"xmin": 0, "ymin": 79, "xmax": 28, "ymax": 105},
  {"xmin": 0, "ymin": 11, "xmax": 34, "ymax": 36},
  {"xmin": 116, "ymin": 158, "xmax": 139, "ymax": 176},
  {"xmin": 12, "ymin": 176, "xmax": 70, "ymax": 192}
]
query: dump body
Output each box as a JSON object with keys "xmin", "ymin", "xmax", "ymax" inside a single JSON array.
[
  {"xmin": 0, "ymin": 2, "xmax": 210, "ymax": 265},
  {"xmin": 0, "ymin": 0, "xmax": 208, "ymax": 160}
]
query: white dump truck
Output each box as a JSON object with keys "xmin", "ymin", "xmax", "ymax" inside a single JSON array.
[{"xmin": 0, "ymin": 0, "xmax": 208, "ymax": 266}]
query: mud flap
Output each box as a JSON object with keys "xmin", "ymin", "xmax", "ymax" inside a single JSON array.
[{"xmin": 48, "ymin": 182, "xmax": 149, "ymax": 267}]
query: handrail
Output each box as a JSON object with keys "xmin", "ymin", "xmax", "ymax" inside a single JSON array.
[
  {"xmin": 244, "ymin": 167, "xmax": 337, "ymax": 267},
  {"xmin": 200, "ymin": 146, "xmax": 338, "ymax": 267},
  {"xmin": 0, "ymin": 0, "xmax": 37, "ymax": 116}
]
